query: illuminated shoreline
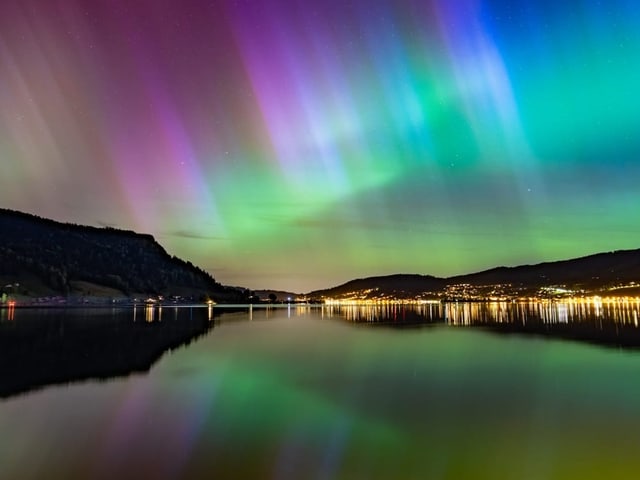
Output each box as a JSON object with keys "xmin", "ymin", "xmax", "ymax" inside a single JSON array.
[{"xmin": 322, "ymin": 296, "xmax": 640, "ymax": 306}]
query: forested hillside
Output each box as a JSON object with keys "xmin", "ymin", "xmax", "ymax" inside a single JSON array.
[{"xmin": 0, "ymin": 209, "xmax": 242, "ymax": 301}]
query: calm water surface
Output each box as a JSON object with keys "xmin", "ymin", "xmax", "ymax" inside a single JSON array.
[{"xmin": 1, "ymin": 302, "xmax": 640, "ymax": 479}]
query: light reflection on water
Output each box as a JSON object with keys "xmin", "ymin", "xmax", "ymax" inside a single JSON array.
[
  {"xmin": 444, "ymin": 300, "xmax": 640, "ymax": 327},
  {"xmin": 0, "ymin": 303, "xmax": 15, "ymax": 322},
  {"xmin": 327, "ymin": 300, "xmax": 640, "ymax": 349},
  {"xmin": 330, "ymin": 300, "xmax": 640, "ymax": 327},
  {"xmin": 1, "ymin": 304, "xmax": 640, "ymax": 479}
]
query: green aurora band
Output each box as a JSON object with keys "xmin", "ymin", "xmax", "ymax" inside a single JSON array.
[{"xmin": 1, "ymin": 0, "xmax": 639, "ymax": 291}]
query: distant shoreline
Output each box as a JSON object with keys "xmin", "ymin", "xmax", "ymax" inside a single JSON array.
[{"xmin": 3, "ymin": 296, "xmax": 639, "ymax": 310}]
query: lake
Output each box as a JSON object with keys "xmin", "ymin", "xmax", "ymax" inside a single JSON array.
[{"xmin": 2, "ymin": 301, "xmax": 640, "ymax": 479}]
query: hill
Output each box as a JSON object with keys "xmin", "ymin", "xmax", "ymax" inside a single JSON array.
[
  {"xmin": 309, "ymin": 274, "xmax": 444, "ymax": 300},
  {"xmin": 309, "ymin": 250, "xmax": 640, "ymax": 300},
  {"xmin": 0, "ymin": 209, "xmax": 243, "ymax": 302},
  {"xmin": 451, "ymin": 250, "xmax": 640, "ymax": 288}
]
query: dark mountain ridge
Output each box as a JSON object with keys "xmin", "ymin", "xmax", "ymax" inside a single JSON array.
[
  {"xmin": 0, "ymin": 208, "xmax": 242, "ymax": 301},
  {"xmin": 309, "ymin": 249, "xmax": 640, "ymax": 299},
  {"xmin": 452, "ymin": 249, "xmax": 640, "ymax": 286},
  {"xmin": 310, "ymin": 274, "xmax": 443, "ymax": 298}
]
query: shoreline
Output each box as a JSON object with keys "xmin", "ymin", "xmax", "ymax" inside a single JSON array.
[{"xmin": 3, "ymin": 296, "xmax": 640, "ymax": 309}]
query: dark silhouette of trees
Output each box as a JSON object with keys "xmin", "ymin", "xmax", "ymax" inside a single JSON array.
[{"xmin": 0, "ymin": 208, "xmax": 244, "ymax": 301}]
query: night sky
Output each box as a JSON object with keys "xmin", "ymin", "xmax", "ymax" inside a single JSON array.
[{"xmin": 1, "ymin": 0, "xmax": 639, "ymax": 292}]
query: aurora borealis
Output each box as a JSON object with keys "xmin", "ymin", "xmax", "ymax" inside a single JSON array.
[{"xmin": 1, "ymin": 1, "xmax": 639, "ymax": 292}]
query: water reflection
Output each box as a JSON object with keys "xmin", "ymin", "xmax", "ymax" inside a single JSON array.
[
  {"xmin": 3, "ymin": 300, "xmax": 640, "ymax": 400},
  {"xmin": 0, "ymin": 306, "xmax": 214, "ymax": 399},
  {"xmin": 0, "ymin": 303, "xmax": 15, "ymax": 322},
  {"xmin": 2, "ymin": 305, "xmax": 640, "ymax": 479},
  {"xmin": 328, "ymin": 300, "xmax": 640, "ymax": 348},
  {"xmin": 326, "ymin": 303, "xmax": 443, "ymax": 326}
]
